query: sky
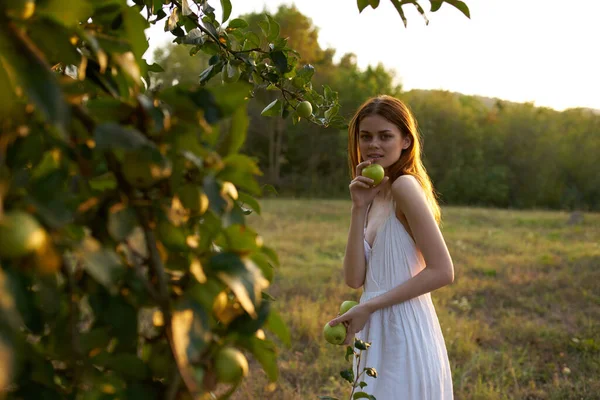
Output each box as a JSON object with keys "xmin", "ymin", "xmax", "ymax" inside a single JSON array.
[{"xmin": 145, "ymin": 0, "xmax": 600, "ymax": 111}]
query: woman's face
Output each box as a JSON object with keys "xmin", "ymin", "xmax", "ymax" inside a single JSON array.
[{"xmin": 358, "ymin": 114, "xmax": 409, "ymax": 169}]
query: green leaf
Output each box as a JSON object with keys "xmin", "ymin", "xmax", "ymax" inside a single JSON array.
[
  {"xmin": 147, "ymin": 62, "xmax": 164, "ymax": 73},
  {"xmin": 199, "ymin": 64, "xmax": 217, "ymax": 84},
  {"xmin": 217, "ymin": 104, "xmax": 248, "ymax": 156},
  {"xmin": 391, "ymin": 0, "xmax": 408, "ymax": 27},
  {"xmin": 430, "ymin": 0, "xmax": 443, "ymax": 11},
  {"xmin": 265, "ymin": 310, "xmax": 291, "ymax": 347},
  {"xmin": 28, "ymin": 19, "xmax": 80, "ymax": 66},
  {"xmin": 353, "ymin": 392, "xmax": 371, "ymax": 399},
  {"xmin": 325, "ymin": 105, "xmax": 340, "ymax": 121},
  {"xmin": 357, "ymin": 0, "xmax": 370, "ymax": 13},
  {"xmin": 171, "ymin": 304, "xmax": 210, "ymax": 373},
  {"xmin": 79, "ymin": 238, "xmax": 124, "ymax": 295},
  {"xmin": 266, "ymin": 14, "xmax": 280, "ymax": 42},
  {"xmin": 359, "ymin": 381, "xmax": 368, "ymax": 388},
  {"xmin": 237, "ymin": 192, "xmax": 261, "ymax": 215},
  {"xmin": 228, "ymin": 18, "xmax": 248, "ymax": 29},
  {"xmin": 108, "ymin": 206, "xmax": 138, "ymax": 242},
  {"xmin": 210, "ymin": 81, "xmax": 251, "ymax": 117},
  {"xmin": 38, "ymin": 0, "xmax": 94, "ymax": 27},
  {"xmin": 368, "ymin": 0, "xmax": 380, "ymax": 8},
  {"xmin": 241, "ymin": 336, "xmax": 278, "ymax": 381},
  {"xmin": 340, "ymin": 368, "xmax": 354, "ymax": 383},
  {"xmin": 98, "ymin": 353, "xmax": 150, "ymax": 380},
  {"xmin": 444, "ymin": 0, "xmax": 471, "ymax": 18},
  {"xmin": 297, "ymin": 64, "xmax": 315, "ymax": 80},
  {"xmin": 261, "ymin": 99, "xmax": 283, "ymax": 117},
  {"xmin": 217, "ymin": 154, "xmax": 262, "ymax": 195},
  {"xmin": 250, "ymin": 252, "xmax": 274, "ymax": 282},
  {"xmin": 354, "ymin": 338, "xmax": 371, "ymax": 351},
  {"xmin": 244, "ymin": 32, "xmax": 261, "ymax": 49},
  {"xmin": 345, "ymin": 346, "xmax": 355, "ymax": 362},
  {"xmin": 123, "ymin": 6, "xmax": 151, "ymax": 64},
  {"xmin": 258, "ymin": 17, "xmax": 270, "ymax": 37},
  {"xmin": 0, "ymin": 27, "xmax": 69, "ymax": 133},
  {"xmin": 220, "ymin": 0, "xmax": 232, "ymax": 23},
  {"xmin": 94, "ymin": 122, "xmax": 152, "ymax": 151},
  {"xmin": 89, "ymin": 173, "xmax": 117, "ymax": 191},
  {"xmin": 79, "ymin": 327, "xmax": 112, "ymax": 355},
  {"xmin": 210, "ymin": 253, "xmax": 268, "ymax": 318},
  {"xmin": 260, "ymin": 245, "xmax": 280, "ymax": 267},
  {"xmin": 181, "ymin": 0, "xmax": 193, "ymax": 16},
  {"xmin": 87, "ymin": 98, "xmax": 135, "ymax": 122},
  {"xmin": 271, "ymin": 51, "xmax": 287, "ymax": 75},
  {"xmin": 218, "ymin": 224, "xmax": 260, "ymax": 254}
]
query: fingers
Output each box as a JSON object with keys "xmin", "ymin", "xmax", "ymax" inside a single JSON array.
[
  {"xmin": 350, "ymin": 176, "xmax": 374, "ymax": 190},
  {"xmin": 343, "ymin": 332, "xmax": 355, "ymax": 346},
  {"xmin": 355, "ymin": 159, "xmax": 372, "ymax": 177}
]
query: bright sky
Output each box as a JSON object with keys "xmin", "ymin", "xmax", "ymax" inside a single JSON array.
[{"xmin": 145, "ymin": 0, "xmax": 600, "ymax": 111}]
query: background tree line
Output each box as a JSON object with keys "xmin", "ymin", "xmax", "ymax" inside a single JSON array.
[{"xmin": 153, "ymin": 4, "xmax": 600, "ymax": 212}]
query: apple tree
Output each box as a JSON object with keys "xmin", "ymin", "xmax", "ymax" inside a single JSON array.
[{"xmin": 0, "ymin": 0, "xmax": 468, "ymax": 398}]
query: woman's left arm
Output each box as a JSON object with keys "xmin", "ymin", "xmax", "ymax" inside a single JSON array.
[
  {"xmin": 329, "ymin": 175, "xmax": 453, "ymax": 341},
  {"xmin": 361, "ymin": 174, "xmax": 454, "ymax": 313}
]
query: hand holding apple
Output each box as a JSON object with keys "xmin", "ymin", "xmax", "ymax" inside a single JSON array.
[
  {"xmin": 328, "ymin": 303, "xmax": 372, "ymax": 345},
  {"xmin": 349, "ymin": 160, "xmax": 390, "ymax": 208}
]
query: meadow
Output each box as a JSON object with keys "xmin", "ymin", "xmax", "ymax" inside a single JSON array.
[{"xmin": 233, "ymin": 199, "xmax": 600, "ymax": 400}]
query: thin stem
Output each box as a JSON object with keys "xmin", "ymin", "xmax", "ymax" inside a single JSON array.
[
  {"xmin": 166, "ymin": 367, "xmax": 182, "ymax": 400},
  {"xmin": 126, "ymin": 240, "xmax": 161, "ymax": 303},
  {"xmin": 349, "ymin": 351, "xmax": 362, "ymax": 399}
]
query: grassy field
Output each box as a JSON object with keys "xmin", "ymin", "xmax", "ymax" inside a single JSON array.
[{"xmin": 232, "ymin": 199, "xmax": 600, "ymax": 400}]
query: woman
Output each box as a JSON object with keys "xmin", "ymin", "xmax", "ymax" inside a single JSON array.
[{"xmin": 328, "ymin": 95, "xmax": 454, "ymax": 399}]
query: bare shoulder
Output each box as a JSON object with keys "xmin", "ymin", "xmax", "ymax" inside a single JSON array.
[{"xmin": 391, "ymin": 175, "xmax": 425, "ymax": 205}]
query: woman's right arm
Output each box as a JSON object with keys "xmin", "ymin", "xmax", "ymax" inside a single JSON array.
[
  {"xmin": 343, "ymin": 160, "xmax": 389, "ymax": 289},
  {"xmin": 343, "ymin": 205, "xmax": 369, "ymax": 288}
]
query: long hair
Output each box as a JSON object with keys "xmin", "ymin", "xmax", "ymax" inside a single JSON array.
[{"xmin": 348, "ymin": 95, "xmax": 441, "ymax": 223}]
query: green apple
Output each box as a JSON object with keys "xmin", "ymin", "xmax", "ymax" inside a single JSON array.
[
  {"xmin": 339, "ymin": 300, "xmax": 359, "ymax": 315},
  {"xmin": 214, "ymin": 347, "xmax": 249, "ymax": 384},
  {"xmin": 0, "ymin": 211, "xmax": 47, "ymax": 259},
  {"xmin": 361, "ymin": 163, "xmax": 385, "ymax": 186},
  {"xmin": 296, "ymin": 101, "xmax": 312, "ymax": 119},
  {"xmin": 323, "ymin": 322, "xmax": 346, "ymax": 345}
]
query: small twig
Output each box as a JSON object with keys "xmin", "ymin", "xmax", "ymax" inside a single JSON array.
[
  {"xmin": 65, "ymin": 260, "xmax": 84, "ymax": 387},
  {"xmin": 231, "ymin": 48, "xmax": 268, "ymax": 54}
]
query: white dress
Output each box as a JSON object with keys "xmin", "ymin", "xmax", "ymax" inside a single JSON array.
[{"xmin": 355, "ymin": 201, "xmax": 453, "ymax": 399}]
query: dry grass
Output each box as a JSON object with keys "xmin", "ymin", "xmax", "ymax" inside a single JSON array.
[{"xmin": 232, "ymin": 199, "xmax": 600, "ymax": 400}]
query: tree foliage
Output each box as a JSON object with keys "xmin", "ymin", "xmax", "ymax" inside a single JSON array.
[{"xmin": 0, "ymin": 0, "xmax": 469, "ymax": 398}]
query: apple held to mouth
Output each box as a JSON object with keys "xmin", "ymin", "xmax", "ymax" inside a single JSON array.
[
  {"xmin": 323, "ymin": 322, "xmax": 346, "ymax": 345},
  {"xmin": 361, "ymin": 163, "xmax": 385, "ymax": 186}
]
